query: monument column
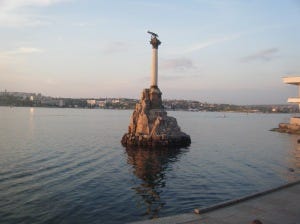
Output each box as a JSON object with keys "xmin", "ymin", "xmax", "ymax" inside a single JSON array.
[
  {"xmin": 121, "ymin": 31, "xmax": 191, "ymax": 148},
  {"xmin": 148, "ymin": 31, "xmax": 161, "ymax": 88},
  {"xmin": 151, "ymin": 47, "xmax": 158, "ymax": 87}
]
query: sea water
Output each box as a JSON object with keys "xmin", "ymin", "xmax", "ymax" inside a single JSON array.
[{"xmin": 0, "ymin": 107, "xmax": 299, "ymax": 223}]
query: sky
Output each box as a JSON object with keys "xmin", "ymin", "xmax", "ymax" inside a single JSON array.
[{"xmin": 0, "ymin": 0, "xmax": 299, "ymax": 104}]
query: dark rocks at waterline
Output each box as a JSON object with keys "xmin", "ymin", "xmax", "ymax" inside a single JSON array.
[
  {"xmin": 288, "ymin": 168, "xmax": 295, "ymax": 172},
  {"xmin": 121, "ymin": 133, "xmax": 191, "ymax": 148}
]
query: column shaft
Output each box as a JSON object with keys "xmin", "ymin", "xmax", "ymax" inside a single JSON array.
[
  {"xmin": 298, "ymin": 86, "xmax": 300, "ymax": 110},
  {"xmin": 151, "ymin": 48, "xmax": 158, "ymax": 87}
]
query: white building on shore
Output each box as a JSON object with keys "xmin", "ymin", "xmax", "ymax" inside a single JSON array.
[{"xmin": 283, "ymin": 76, "xmax": 300, "ymax": 125}]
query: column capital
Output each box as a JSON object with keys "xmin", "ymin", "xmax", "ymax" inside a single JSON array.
[{"xmin": 150, "ymin": 37, "xmax": 161, "ymax": 49}]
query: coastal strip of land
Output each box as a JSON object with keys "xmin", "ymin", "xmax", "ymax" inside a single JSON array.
[
  {"xmin": 131, "ymin": 179, "xmax": 300, "ymax": 224},
  {"xmin": 1, "ymin": 91, "xmax": 298, "ymax": 113}
]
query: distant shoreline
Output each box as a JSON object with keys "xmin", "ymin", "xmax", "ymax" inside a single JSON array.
[
  {"xmin": 0, "ymin": 105, "xmax": 297, "ymax": 114},
  {"xmin": 1, "ymin": 91, "xmax": 297, "ymax": 113}
]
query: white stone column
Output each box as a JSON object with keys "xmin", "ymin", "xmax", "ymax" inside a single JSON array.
[
  {"xmin": 149, "ymin": 33, "xmax": 161, "ymax": 87},
  {"xmin": 151, "ymin": 48, "xmax": 158, "ymax": 87},
  {"xmin": 298, "ymin": 85, "xmax": 300, "ymax": 110}
]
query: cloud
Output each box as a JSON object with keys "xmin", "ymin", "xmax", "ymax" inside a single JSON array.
[
  {"xmin": 183, "ymin": 33, "xmax": 242, "ymax": 54},
  {"xmin": 159, "ymin": 57, "xmax": 201, "ymax": 81},
  {"xmin": 6, "ymin": 47, "xmax": 43, "ymax": 55},
  {"xmin": 241, "ymin": 48, "xmax": 279, "ymax": 62},
  {"xmin": 0, "ymin": 0, "xmax": 70, "ymax": 9},
  {"xmin": 45, "ymin": 78, "xmax": 57, "ymax": 85},
  {"xmin": 139, "ymin": 73, "xmax": 201, "ymax": 83},
  {"xmin": 160, "ymin": 74, "xmax": 201, "ymax": 81},
  {"xmin": 161, "ymin": 58, "xmax": 196, "ymax": 71},
  {"xmin": 0, "ymin": 13, "xmax": 52, "ymax": 27},
  {"xmin": 0, "ymin": 0, "xmax": 71, "ymax": 27},
  {"xmin": 72, "ymin": 22, "xmax": 91, "ymax": 27},
  {"xmin": 165, "ymin": 32, "xmax": 244, "ymax": 56},
  {"xmin": 103, "ymin": 42, "xmax": 130, "ymax": 54},
  {"xmin": 0, "ymin": 47, "xmax": 43, "ymax": 62},
  {"xmin": 16, "ymin": 47, "xmax": 43, "ymax": 54}
]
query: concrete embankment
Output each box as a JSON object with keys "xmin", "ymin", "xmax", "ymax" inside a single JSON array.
[{"xmin": 131, "ymin": 179, "xmax": 300, "ymax": 224}]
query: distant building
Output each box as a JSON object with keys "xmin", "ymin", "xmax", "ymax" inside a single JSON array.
[
  {"xmin": 96, "ymin": 100, "xmax": 106, "ymax": 107},
  {"xmin": 7, "ymin": 92, "xmax": 35, "ymax": 98},
  {"xmin": 0, "ymin": 90, "xmax": 8, "ymax": 96},
  {"xmin": 41, "ymin": 98, "xmax": 62, "ymax": 107},
  {"xmin": 58, "ymin": 99, "xmax": 64, "ymax": 107},
  {"xmin": 112, "ymin": 99, "xmax": 120, "ymax": 104},
  {"xmin": 41, "ymin": 99, "xmax": 55, "ymax": 106},
  {"xmin": 87, "ymin": 99, "xmax": 96, "ymax": 106}
]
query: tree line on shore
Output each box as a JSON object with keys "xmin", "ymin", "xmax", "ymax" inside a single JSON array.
[{"xmin": 0, "ymin": 91, "xmax": 297, "ymax": 113}]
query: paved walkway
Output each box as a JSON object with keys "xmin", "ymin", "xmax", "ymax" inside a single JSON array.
[{"xmin": 132, "ymin": 180, "xmax": 300, "ymax": 224}]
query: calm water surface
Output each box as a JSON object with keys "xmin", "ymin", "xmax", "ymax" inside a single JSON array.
[{"xmin": 0, "ymin": 107, "xmax": 299, "ymax": 223}]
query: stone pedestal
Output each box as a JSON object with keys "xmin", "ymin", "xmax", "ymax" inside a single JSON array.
[{"xmin": 121, "ymin": 86, "xmax": 191, "ymax": 148}]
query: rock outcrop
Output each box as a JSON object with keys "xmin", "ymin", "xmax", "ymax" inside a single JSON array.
[
  {"xmin": 271, "ymin": 123, "xmax": 300, "ymax": 134},
  {"xmin": 121, "ymin": 86, "xmax": 191, "ymax": 148}
]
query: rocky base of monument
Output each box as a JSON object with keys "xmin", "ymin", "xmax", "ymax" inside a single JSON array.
[
  {"xmin": 121, "ymin": 132, "xmax": 191, "ymax": 148},
  {"xmin": 121, "ymin": 87, "xmax": 191, "ymax": 148},
  {"xmin": 271, "ymin": 123, "xmax": 300, "ymax": 134}
]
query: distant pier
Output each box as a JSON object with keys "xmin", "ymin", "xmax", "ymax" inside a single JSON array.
[{"xmin": 131, "ymin": 179, "xmax": 300, "ymax": 224}]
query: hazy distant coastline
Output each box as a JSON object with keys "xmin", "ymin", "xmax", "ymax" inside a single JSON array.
[{"xmin": 0, "ymin": 91, "xmax": 297, "ymax": 113}]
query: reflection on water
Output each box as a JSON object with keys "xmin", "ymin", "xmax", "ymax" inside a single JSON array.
[
  {"xmin": 125, "ymin": 147, "xmax": 186, "ymax": 219},
  {"xmin": 30, "ymin": 107, "xmax": 34, "ymax": 114}
]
